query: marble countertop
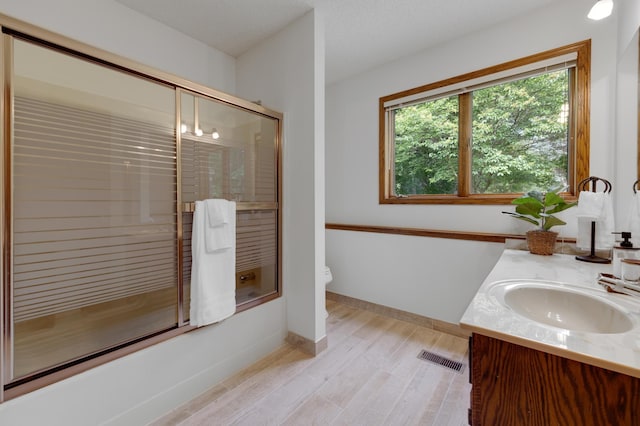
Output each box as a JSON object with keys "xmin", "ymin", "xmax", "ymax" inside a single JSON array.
[{"xmin": 460, "ymin": 249, "xmax": 640, "ymax": 378}]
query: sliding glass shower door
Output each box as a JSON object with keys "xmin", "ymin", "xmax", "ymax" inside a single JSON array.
[
  {"xmin": 10, "ymin": 38, "xmax": 178, "ymax": 380},
  {"xmin": 179, "ymin": 91, "xmax": 280, "ymax": 313}
]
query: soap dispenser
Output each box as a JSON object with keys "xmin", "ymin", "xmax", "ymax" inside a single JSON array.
[{"xmin": 612, "ymin": 232, "xmax": 640, "ymax": 278}]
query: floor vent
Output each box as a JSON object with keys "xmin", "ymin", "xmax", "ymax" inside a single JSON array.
[{"xmin": 417, "ymin": 349, "xmax": 465, "ymax": 373}]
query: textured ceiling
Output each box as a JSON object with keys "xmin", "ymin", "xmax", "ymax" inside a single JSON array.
[{"xmin": 115, "ymin": 0, "xmax": 565, "ymax": 84}]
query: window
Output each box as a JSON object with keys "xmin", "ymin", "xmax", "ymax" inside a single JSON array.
[{"xmin": 379, "ymin": 40, "xmax": 590, "ymax": 204}]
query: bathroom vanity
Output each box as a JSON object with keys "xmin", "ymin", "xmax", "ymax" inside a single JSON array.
[{"xmin": 460, "ymin": 249, "xmax": 640, "ymax": 425}]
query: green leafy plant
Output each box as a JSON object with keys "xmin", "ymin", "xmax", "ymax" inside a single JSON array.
[{"xmin": 502, "ymin": 190, "xmax": 576, "ymax": 231}]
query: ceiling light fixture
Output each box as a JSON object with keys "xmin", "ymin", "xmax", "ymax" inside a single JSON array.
[
  {"xmin": 190, "ymin": 97, "xmax": 219, "ymax": 140},
  {"xmin": 588, "ymin": 0, "xmax": 613, "ymax": 20}
]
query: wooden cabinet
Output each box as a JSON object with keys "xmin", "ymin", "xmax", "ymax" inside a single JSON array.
[{"xmin": 469, "ymin": 333, "xmax": 640, "ymax": 425}]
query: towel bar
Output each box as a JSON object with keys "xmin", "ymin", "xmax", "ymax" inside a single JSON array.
[
  {"xmin": 182, "ymin": 201, "xmax": 278, "ymax": 213},
  {"xmin": 577, "ymin": 176, "xmax": 611, "ymax": 193},
  {"xmin": 575, "ymin": 175, "xmax": 612, "ymax": 264}
]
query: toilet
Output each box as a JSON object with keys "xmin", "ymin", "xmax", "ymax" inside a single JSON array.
[{"xmin": 324, "ymin": 266, "xmax": 333, "ymax": 318}]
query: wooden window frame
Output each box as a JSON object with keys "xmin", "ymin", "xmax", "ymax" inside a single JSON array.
[{"xmin": 379, "ymin": 40, "xmax": 591, "ymax": 205}]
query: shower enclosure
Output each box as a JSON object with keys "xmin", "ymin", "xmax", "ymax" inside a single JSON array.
[{"xmin": 1, "ymin": 25, "xmax": 281, "ymax": 399}]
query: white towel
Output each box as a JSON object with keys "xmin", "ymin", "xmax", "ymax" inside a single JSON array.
[
  {"xmin": 190, "ymin": 199, "xmax": 236, "ymax": 327},
  {"xmin": 576, "ymin": 191, "xmax": 615, "ymax": 250},
  {"xmin": 205, "ymin": 199, "xmax": 230, "ymax": 227},
  {"xmin": 204, "ymin": 199, "xmax": 233, "ymax": 252},
  {"xmin": 626, "ymin": 192, "xmax": 640, "ymax": 247}
]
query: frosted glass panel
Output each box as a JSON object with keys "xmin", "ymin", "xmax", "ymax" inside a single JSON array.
[
  {"xmin": 11, "ymin": 39, "xmax": 177, "ymax": 379},
  {"xmin": 180, "ymin": 92, "xmax": 278, "ymax": 311}
]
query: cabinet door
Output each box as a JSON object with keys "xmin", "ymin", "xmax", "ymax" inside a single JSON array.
[{"xmin": 471, "ymin": 333, "xmax": 640, "ymax": 426}]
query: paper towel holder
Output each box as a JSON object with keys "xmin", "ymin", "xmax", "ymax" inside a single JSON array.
[{"xmin": 575, "ymin": 176, "xmax": 612, "ymax": 264}]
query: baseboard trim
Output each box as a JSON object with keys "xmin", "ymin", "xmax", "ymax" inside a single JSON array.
[
  {"xmin": 326, "ymin": 291, "xmax": 470, "ymax": 339},
  {"xmin": 286, "ymin": 331, "xmax": 328, "ymax": 356}
]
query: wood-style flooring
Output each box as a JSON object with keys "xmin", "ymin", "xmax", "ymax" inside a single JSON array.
[{"xmin": 151, "ymin": 299, "xmax": 471, "ymax": 426}]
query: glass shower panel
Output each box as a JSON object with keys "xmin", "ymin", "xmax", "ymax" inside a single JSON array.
[
  {"xmin": 10, "ymin": 39, "xmax": 177, "ymax": 380},
  {"xmin": 180, "ymin": 92, "xmax": 278, "ymax": 312}
]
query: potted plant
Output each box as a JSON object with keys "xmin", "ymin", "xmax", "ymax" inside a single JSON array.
[{"xmin": 502, "ymin": 189, "xmax": 577, "ymax": 255}]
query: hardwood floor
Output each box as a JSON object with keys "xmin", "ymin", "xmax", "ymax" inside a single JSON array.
[{"xmin": 151, "ymin": 299, "xmax": 471, "ymax": 426}]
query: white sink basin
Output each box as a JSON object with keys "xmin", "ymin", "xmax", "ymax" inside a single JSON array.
[{"xmin": 489, "ymin": 280, "xmax": 635, "ymax": 334}]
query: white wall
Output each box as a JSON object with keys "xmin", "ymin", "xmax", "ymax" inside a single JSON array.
[
  {"xmin": 618, "ymin": 0, "xmax": 640, "ymax": 52},
  {"xmin": 327, "ymin": 230, "xmax": 505, "ymax": 322},
  {"xmin": 325, "ymin": 0, "xmax": 620, "ymax": 324},
  {"xmin": 0, "ymin": 1, "xmax": 290, "ymax": 425},
  {"xmin": 236, "ymin": 11, "xmax": 327, "ymax": 344},
  {"xmin": 0, "ymin": 0, "xmax": 236, "ymax": 92},
  {"xmin": 615, "ymin": 0, "xmax": 640, "ymax": 238}
]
